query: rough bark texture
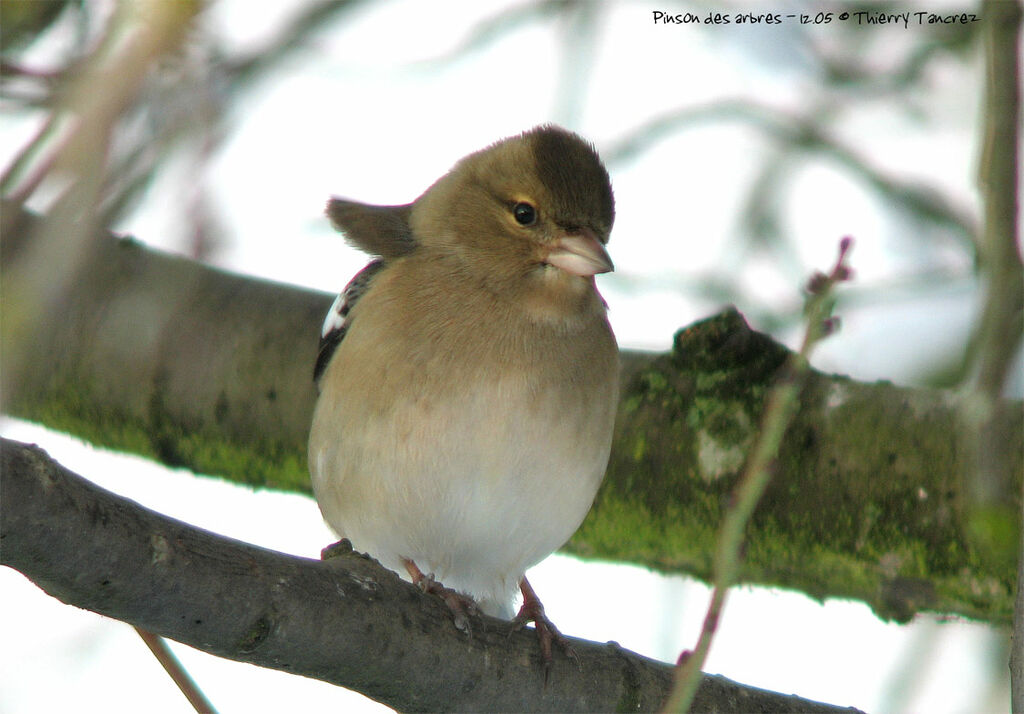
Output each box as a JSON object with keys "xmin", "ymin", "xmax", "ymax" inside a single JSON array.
[
  {"xmin": 596, "ymin": 313, "xmax": 1021, "ymax": 626},
  {"xmin": 2, "ymin": 202, "xmax": 1021, "ymax": 628},
  {"xmin": 1, "ymin": 438, "xmax": 861, "ymax": 713}
]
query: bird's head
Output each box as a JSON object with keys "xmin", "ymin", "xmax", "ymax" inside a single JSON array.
[
  {"xmin": 412, "ymin": 126, "xmax": 614, "ymax": 285},
  {"xmin": 327, "ymin": 126, "xmax": 615, "ymax": 313}
]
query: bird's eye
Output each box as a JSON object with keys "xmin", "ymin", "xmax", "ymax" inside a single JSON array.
[{"xmin": 512, "ymin": 202, "xmax": 537, "ymax": 226}]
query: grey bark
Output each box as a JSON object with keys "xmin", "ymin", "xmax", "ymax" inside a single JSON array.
[{"xmin": 1, "ymin": 437, "xmax": 860, "ymax": 713}]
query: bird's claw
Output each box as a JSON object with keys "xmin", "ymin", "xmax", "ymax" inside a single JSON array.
[
  {"xmin": 510, "ymin": 593, "xmax": 578, "ymax": 681},
  {"xmin": 416, "ymin": 572, "xmax": 480, "ymax": 635},
  {"xmin": 403, "ymin": 559, "xmax": 479, "ymax": 636}
]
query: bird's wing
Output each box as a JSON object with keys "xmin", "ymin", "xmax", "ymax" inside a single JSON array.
[{"xmin": 313, "ymin": 259, "xmax": 386, "ymax": 385}]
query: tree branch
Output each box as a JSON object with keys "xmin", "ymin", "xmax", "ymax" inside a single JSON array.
[
  {"xmin": 0, "ymin": 437, "xmax": 857, "ymax": 713},
  {"xmin": 2, "ymin": 202, "xmax": 1021, "ymax": 626},
  {"xmin": 972, "ymin": 0, "xmax": 1023, "ymax": 707}
]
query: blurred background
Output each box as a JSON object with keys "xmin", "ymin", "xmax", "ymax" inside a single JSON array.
[{"xmin": 1, "ymin": 0, "xmax": 1018, "ymax": 712}]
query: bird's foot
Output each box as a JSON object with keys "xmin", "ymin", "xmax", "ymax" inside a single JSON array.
[
  {"xmin": 510, "ymin": 577, "xmax": 578, "ymax": 680},
  {"xmin": 402, "ymin": 558, "xmax": 479, "ymax": 635}
]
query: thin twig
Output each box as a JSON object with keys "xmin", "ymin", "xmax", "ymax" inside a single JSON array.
[
  {"xmin": 135, "ymin": 628, "xmax": 218, "ymax": 714},
  {"xmin": 661, "ymin": 238, "xmax": 854, "ymax": 713}
]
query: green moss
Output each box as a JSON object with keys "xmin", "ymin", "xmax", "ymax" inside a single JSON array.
[
  {"xmin": 12, "ymin": 379, "xmax": 310, "ymax": 494},
  {"xmin": 568, "ymin": 483, "xmax": 1014, "ymax": 626},
  {"xmin": 631, "ymin": 433, "xmax": 648, "ymax": 462},
  {"xmin": 640, "ymin": 369, "xmax": 668, "ymax": 392},
  {"xmin": 568, "ymin": 490, "xmax": 718, "ymax": 577},
  {"xmin": 25, "ymin": 383, "xmax": 161, "ymax": 461},
  {"xmin": 621, "ymin": 394, "xmax": 643, "ymax": 415}
]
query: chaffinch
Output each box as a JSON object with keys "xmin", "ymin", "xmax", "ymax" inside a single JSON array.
[{"xmin": 309, "ymin": 125, "xmax": 618, "ymax": 661}]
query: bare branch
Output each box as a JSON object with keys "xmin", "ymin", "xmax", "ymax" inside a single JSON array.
[{"xmin": 0, "ymin": 437, "xmax": 857, "ymax": 714}]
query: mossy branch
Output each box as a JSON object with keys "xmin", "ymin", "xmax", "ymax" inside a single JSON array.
[{"xmin": 2, "ymin": 203, "xmax": 1021, "ymax": 627}]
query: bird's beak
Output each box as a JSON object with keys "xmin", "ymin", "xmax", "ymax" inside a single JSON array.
[{"xmin": 544, "ymin": 229, "xmax": 614, "ymax": 277}]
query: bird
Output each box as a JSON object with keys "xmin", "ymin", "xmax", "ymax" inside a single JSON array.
[{"xmin": 308, "ymin": 125, "xmax": 618, "ymax": 663}]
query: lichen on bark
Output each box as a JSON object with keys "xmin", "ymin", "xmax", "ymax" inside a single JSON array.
[{"xmin": 570, "ymin": 308, "xmax": 1021, "ymax": 625}]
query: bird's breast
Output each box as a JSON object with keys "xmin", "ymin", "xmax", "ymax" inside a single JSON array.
[{"xmin": 308, "ymin": 270, "xmax": 618, "ymax": 604}]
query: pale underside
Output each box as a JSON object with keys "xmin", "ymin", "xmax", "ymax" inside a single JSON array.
[{"xmin": 309, "ymin": 260, "xmax": 618, "ymax": 617}]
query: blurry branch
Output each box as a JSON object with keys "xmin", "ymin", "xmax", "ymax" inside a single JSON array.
[
  {"xmin": 95, "ymin": 0, "xmax": 368, "ymax": 238},
  {"xmin": 411, "ymin": 0, "xmax": 572, "ymax": 69},
  {"xmin": 553, "ymin": 1, "xmax": 602, "ymax": 128},
  {"xmin": 0, "ymin": 438, "xmax": 858, "ymax": 714},
  {"xmin": 226, "ymin": 0, "xmax": 367, "ymax": 85},
  {"xmin": 0, "ymin": 0, "xmax": 201, "ymax": 409},
  {"xmin": 2, "ymin": 203, "xmax": 1021, "ymax": 627},
  {"xmin": 0, "ymin": 0, "xmax": 72, "ymax": 52},
  {"xmin": 411, "ymin": 0, "xmax": 606, "ymax": 157},
  {"xmin": 1, "ymin": 0, "xmax": 368, "ymax": 258},
  {"xmin": 969, "ymin": 1, "xmax": 1023, "ymax": 709},
  {"xmin": 416, "ymin": 0, "xmax": 606, "ymax": 128},
  {"xmin": 971, "ymin": 3, "xmax": 1024, "ymax": 399},
  {"xmin": 803, "ymin": 10, "xmax": 977, "ymax": 96},
  {"xmin": 605, "ymin": 99, "xmax": 978, "ymax": 251},
  {"xmin": 0, "ymin": 59, "xmax": 68, "ymax": 107},
  {"xmin": 2, "ymin": 0, "xmax": 382, "ymax": 415},
  {"xmin": 0, "ymin": 1, "xmax": 95, "ymax": 109},
  {"xmin": 736, "ymin": 150, "xmax": 805, "ymax": 277},
  {"xmin": 664, "ymin": 240, "xmax": 853, "ymax": 712},
  {"xmin": 0, "ymin": 201, "xmax": 324, "ymax": 492},
  {"xmin": 1, "ymin": 2, "xmax": 199, "ymax": 198}
]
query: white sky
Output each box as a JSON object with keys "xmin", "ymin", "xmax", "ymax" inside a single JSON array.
[{"xmin": 1, "ymin": 0, "xmax": 1016, "ymax": 712}]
